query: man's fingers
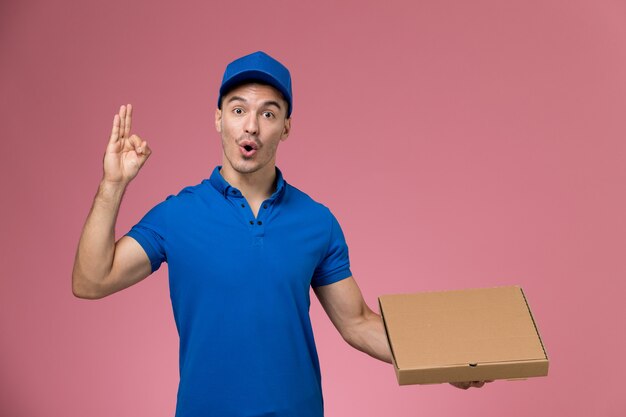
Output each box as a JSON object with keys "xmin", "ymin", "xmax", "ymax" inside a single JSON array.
[
  {"xmin": 139, "ymin": 142, "xmax": 152, "ymax": 162},
  {"xmin": 136, "ymin": 140, "xmax": 149, "ymax": 155},
  {"xmin": 124, "ymin": 103, "xmax": 132, "ymax": 138},
  {"xmin": 119, "ymin": 105, "xmax": 126, "ymax": 138},
  {"xmin": 109, "ymin": 114, "xmax": 121, "ymax": 143},
  {"xmin": 138, "ymin": 140, "xmax": 149, "ymax": 154},
  {"xmin": 128, "ymin": 134, "xmax": 142, "ymax": 150},
  {"xmin": 450, "ymin": 380, "xmax": 492, "ymax": 390},
  {"xmin": 108, "ymin": 104, "xmax": 134, "ymax": 144}
]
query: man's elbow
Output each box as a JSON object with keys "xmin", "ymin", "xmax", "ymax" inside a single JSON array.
[
  {"xmin": 340, "ymin": 311, "xmax": 393, "ymax": 363},
  {"xmin": 339, "ymin": 311, "xmax": 374, "ymax": 346},
  {"xmin": 71, "ymin": 271, "xmax": 108, "ymax": 300},
  {"xmin": 72, "ymin": 287, "xmax": 104, "ymax": 300}
]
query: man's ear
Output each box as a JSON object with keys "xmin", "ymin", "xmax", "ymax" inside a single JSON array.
[
  {"xmin": 215, "ymin": 108, "xmax": 222, "ymax": 133},
  {"xmin": 281, "ymin": 117, "xmax": 291, "ymax": 141}
]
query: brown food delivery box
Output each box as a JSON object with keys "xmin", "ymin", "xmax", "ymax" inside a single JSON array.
[{"xmin": 378, "ymin": 286, "xmax": 549, "ymax": 385}]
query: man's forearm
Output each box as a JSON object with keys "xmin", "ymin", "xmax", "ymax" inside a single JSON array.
[
  {"xmin": 344, "ymin": 311, "xmax": 393, "ymax": 364},
  {"xmin": 72, "ymin": 180, "xmax": 127, "ymax": 297}
]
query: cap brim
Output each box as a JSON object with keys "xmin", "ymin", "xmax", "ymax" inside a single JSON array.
[{"xmin": 218, "ymin": 70, "xmax": 291, "ymax": 116}]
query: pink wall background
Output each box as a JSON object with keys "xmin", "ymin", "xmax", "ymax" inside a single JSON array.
[{"xmin": 1, "ymin": 0, "xmax": 625, "ymax": 415}]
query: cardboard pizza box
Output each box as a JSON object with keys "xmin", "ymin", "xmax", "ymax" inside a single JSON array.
[{"xmin": 378, "ymin": 286, "xmax": 549, "ymax": 385}]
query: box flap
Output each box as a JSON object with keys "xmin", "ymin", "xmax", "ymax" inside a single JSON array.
[{"xmin": 379, "ymin": 286, "xmax": 547, "ymax": 372}]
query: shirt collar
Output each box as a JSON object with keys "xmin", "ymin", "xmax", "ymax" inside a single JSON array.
[{"xmin": 208, "ymin": 166, "xmax": 286, "ymax": 201}]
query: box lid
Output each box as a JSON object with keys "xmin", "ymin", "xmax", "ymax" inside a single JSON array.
[{"xmin": 379, "ymin": 286, "xmax": 548, "ymax": 384}]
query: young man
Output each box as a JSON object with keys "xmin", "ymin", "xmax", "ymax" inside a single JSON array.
[{"xmin": 72, "ymin": 51, "xmax": 485, "ymax": 417}]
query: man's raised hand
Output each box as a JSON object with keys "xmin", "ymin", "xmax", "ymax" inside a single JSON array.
[{"xmin": 103, "ymin": 104, "xmax": 151, "ymax": 186}]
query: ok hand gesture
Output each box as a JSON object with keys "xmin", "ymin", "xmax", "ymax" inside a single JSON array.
[{"xmin": 103, "ymin": 104, "xmax": 151, "ymax": 186}]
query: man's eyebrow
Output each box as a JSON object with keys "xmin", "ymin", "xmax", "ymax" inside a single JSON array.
[
  {"xmin": 225, "ymin": 96, "xmax": 283, "ymax": 110},
  {"xmin": 226, "ymin": 95, "xmax": 247, "ymax": 104},
  {"xmin": 262, "ymin": 100, "xmax": 283, "ymax": 110}
]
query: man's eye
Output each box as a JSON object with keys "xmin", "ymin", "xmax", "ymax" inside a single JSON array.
[
  {"xmin": 263, "ymin": 111, "xmax": 274, "ymax": 118},
  {"xmin": 233, "ymin": 108, "xmax": 244, "ymax": 115}
]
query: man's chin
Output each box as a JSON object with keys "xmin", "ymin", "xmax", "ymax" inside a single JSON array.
[
  {"xmin": 222, "ymin": 154, "xmax": 273, "ymax": 176},
  {"xmin": 231, "ymin": 161, "xmax": 263, "ymax": 175}
]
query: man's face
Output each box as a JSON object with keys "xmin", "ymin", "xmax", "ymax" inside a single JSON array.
[{"xmin": 215, "ymin": 83, "xmax": 291, "ymax": 176}]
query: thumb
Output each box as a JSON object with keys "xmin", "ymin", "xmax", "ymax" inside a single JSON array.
[
  {"xmin": 136, "ymin": 140, "xmax": 152, "ymax": 164},
  {"xmin": 127, "ymin": 134, "xmax": 143, "ymax": 150},
  {"xmin": 136, "ymin": 139, "xmax": 150, "ymax": 155}
]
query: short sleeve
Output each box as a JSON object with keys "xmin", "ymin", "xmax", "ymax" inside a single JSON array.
[
  {"xmin": 311, "ymin": 211, "xmax": 352, "ymax": 287},
  {"xmin": 125, "ymin": 198, "xmax": 169, "ymax": 273}
]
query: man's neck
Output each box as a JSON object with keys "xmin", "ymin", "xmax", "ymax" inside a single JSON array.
[{"xmin": 219, "ymin": 163, "xmax": 277, "ymax": 204}]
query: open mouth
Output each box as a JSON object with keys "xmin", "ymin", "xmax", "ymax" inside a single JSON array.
[{"xmin": 239, "ymin": 142, "xmax": 258, "ymax": 157}]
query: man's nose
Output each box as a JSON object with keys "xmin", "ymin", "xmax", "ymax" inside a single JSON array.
[{"xmin": 244, "ymin": 114, "xmax": 259, "ymax": 135}]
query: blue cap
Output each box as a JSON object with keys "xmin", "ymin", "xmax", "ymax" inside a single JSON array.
[{"xmin": 218, "ymin": 51, "xmax": 293, "ymax": 117}]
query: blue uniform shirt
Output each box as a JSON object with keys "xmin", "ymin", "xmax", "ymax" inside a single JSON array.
[{"xmin": 126, "ymin": 166, "xmax": 352, "ymax": 417}]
